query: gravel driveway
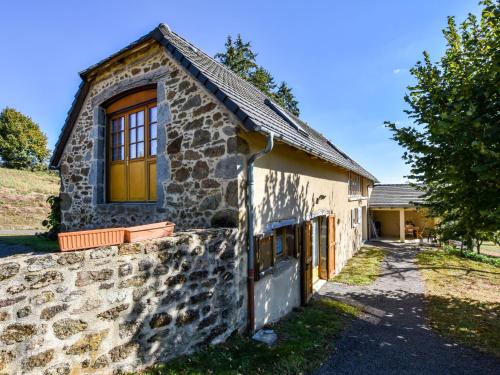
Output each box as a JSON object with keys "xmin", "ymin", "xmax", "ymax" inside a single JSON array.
[{"xmin": 314, "ymin": 241, "xmax": 500, "ymax": 375}]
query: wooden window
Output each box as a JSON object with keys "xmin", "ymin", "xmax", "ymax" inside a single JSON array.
[
  {"xmin": 106, "ymin": 88, "xmax": 157, "ymax": 202},
  {"xmin": 110, "ymin": 117, "xmax": 125, "ymax": 161},
  {"xmin": 254, "ymin": 224, "xmax": 298, "ymax": 280},
  {"xmin": 351, "ymin": 207, "xmax": 361, "ymax": 227},
  {"xmin": 348, "ymin": 172, "xmax": 362, "ymax": 196},
  {"xmin": 149, "ymin": 107, "xmax": 158, "ymax": 156},
  {"xmin": 255, "ymin": 235, "xmax": 273, "ymax": 279}
]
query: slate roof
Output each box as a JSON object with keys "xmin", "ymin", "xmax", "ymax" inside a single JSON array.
[
  {"xmin": 369, "ymin": 184, "xmax": 425, "ymax": 208},
  {"xmin": 50, "ymin": 24, "xmax": 377, "ymax": 182}
]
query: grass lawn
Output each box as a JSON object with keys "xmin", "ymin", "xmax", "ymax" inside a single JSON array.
[
  {"xmin": 0, "ymin": 167, "xmax": 59, "ymax": 230},
  {"xmin": 139, "ymin": 298, "xmax": 359, "ymax": 375},
  {"xmin": 0, "ymin": 235, "xmax": 58, "ymax": 252},
  {"xmin": 481, "ymin": 242, "xmax": 500, "ymax": 258},
  {"xmin": 330, "ymin": 246, "xmax": 386, "ymax": 285},
  {"xmin": 417, "ymin": 249, "xmax": 500, "ymax": 356}
]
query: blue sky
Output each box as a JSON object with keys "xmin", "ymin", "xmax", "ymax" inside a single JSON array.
[{"xmin": 0, "ymin": 0, "xmax": 480, "ymax": 182}]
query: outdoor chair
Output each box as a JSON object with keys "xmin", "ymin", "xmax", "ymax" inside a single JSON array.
[{"xmin": 405, "ymin": 225, "xmax": 415, "ymax": 238}]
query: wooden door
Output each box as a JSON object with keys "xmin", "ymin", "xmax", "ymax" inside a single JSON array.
[
  {"xmin": 301, "ymin": 221, "xmax": 313, "ymax": 305},
  {"xmin": 107, "ymin": 95, "xmax": 157, "ymax": 202},
  {"xmin": 327, "ymin": 215, "xmax": 336, "ymax": 279}
]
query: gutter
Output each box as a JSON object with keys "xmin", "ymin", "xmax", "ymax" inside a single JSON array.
[{"xmin": 246, "ymin": 132, "xmax": 274, "ymax": 335}]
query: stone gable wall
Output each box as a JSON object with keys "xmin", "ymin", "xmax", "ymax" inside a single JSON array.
[
  {"xmin": 59, "ymin": 42, "xmax": 247, "ymax": 231},
  {"xmin": 0, "ymin": 229, "xmax": 245, "ymax": 374}
]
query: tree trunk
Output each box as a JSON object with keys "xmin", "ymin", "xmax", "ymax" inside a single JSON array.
[{"xmin": 475, "ymin": 240, "xmax": 482, "ymax": 254}]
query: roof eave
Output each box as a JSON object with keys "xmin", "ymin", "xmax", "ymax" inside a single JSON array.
[{"xmin": 50, "ymin": 23, "xmax": 378, "ymax": 182}]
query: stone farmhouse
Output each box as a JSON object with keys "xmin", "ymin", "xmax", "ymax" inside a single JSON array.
[{"xmin": 49, "ymin": 23, "xmax": 377, "ymax": 343}]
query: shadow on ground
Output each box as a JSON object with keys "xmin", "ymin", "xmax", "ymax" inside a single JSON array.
[
  {"xmin": 315, "ymin": 243, "xmax": 500, "ymax": 375},
  {"xmin": 0, "ymin": 234, "xmax": 57, "ymax": 257}
]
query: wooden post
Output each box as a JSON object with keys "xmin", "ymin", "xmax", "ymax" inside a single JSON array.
[{"xmin": 399, "ymin": 208, "xmax": 405, "ymax": 243}]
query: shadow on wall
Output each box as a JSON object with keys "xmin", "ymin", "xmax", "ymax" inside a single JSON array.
[
  {"xmin": 253, "ymin": 259, "xmax": 300, "ymax": 327},
  {"xmin": 258, "ymin": 171, "xmax": 312, "ymax": 232},
  {"xmin": 112, "ymin": 229, "xmax": 245, "ymax": 372}
]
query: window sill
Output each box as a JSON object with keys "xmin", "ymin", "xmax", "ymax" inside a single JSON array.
[
  {"xmin": 348, "ymin": 196, "xmax": 367, "ymax": 202},
  {"xmin": 258, "ymin": 256, "xmax": 296, "ymax": 280},
  {"xmin": 98, "ymin": 202, "xmax": 157, "ymax": 207}
]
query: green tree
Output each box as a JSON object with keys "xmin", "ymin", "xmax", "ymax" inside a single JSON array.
[
  {"xmin": 215, "ymin": 34, "xmax": 257, "ymax": 78},
  {"xmin": 216, "ymin": 34, "xmax": 301, "ymax": 116},
  {"xmin": 273, "ymin": 81, "xmax": 300, "ymax": 116},
  {"xmin": 250, "ymin": 66, "xmax": 277, "ymax": 95},
  {"xmin": 385, "ymin": 0, "xmax": 500, "ymax": 251},
  {"xmin": 0, "ymin": 107, "xmax": 50, "ymax": 170}
]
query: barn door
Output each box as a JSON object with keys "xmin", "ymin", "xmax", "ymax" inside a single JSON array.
[
  {"xmin": 327, "ymin": 215, "xmax": 336, "ymax": 279},
  {"xmin": 301, "ymin": 221, "xmax": 313, "ymax": 305}
]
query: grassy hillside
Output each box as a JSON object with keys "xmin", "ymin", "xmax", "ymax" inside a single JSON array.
[{"xmin": 0, "ymin": 167, "xmax": 59, "ymax": 230}]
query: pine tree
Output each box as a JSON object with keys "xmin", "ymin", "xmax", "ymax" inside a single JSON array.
[
  {"xmin": 215, "ymin": 35, "xmax": 257, "ymax": 78},
  {"xmin": 273, "ymin": 82, "xmax": 300, "ymax": 117},
  {"xmin": 216, "ymin": 34, "xmax": 300, "ymax": 116}
]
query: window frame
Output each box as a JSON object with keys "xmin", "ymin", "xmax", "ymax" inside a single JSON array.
[
  {"xmin": 348, "ymin": 172, "xmax": 362, "ymax": 197},
  {"xmin": 351, "ymin": 207, "xmax": 362, "ymax": 228},
  {"xmin": 106, "ymin": 93, "xmax": 158, "ymax": 203},
  {"xmin": 254, "ymin": 224, "xmax": 299, "ymax": 279}
]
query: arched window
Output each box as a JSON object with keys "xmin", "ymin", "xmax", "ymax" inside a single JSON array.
[{"xmin": 106, "ymin": 88, "xmax": 157, "ymax": 202}]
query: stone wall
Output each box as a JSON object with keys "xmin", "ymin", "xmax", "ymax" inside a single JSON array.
[
  {"xmin": 0, "ymin": 229, "xmax": 246, "ymax": 374},
  {"xmin": 59, "ymin": 42, "xmax": 246, "ymax": 231}
]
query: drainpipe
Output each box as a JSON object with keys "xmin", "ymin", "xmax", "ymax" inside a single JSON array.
[{"xmin": 246, "ymin": 132, "xmax": 274, "ymax": 335}]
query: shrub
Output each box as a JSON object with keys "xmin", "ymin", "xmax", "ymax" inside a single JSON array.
[
  {"xmin": 444, "ymin": 244, "xmax": 500, "ymax": 267},
  {"xmin": 41, "ymin": 195, "xmax": 61, "ymax": 240}
]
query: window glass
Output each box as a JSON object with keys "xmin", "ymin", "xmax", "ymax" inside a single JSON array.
[
  {"xmin": 130, "ymin": 113, "xmax": 136, "ymax": 128},
  {"xmin": 137, "ymin": 126, "xmax": 144, "ymax": 142},
  {"xmin": 150, "ymin": 140, "xmax": 157, "ymax": 156},
  {"xmin": 130, "ymin": 128, "xmax": 136, "ymax": 143},
  {"xmin": 137, "ymin": 111, "xmax": 144, "ymax": 126},
  {"xmin": 150, "ymin": 123, "xmax": 157, "ymax": 139},
  {"xmin": 111, "ymin": 117, "xmax": 125, "ymax": 161},
  {"xmin": 149, "ymin": 106, "xmax": 158, "ymax": 157},
  {"xmin": 285, "ymin": 226, "xmax": 295, "ymax": 257},
  {"xmin": 320, "ymin": 217, "xmax": 328, "ymax": 272},
  {"xmin": 312, "ymin": 218, "xmax": 319, "ymax": 267},
  {"xmin": 137, "ymin": 142, "xmax": 144, "ymax": 158},
  {"xmin": 130, "ymin": 145, "xmax": 136, "ymax": 159},
  {"xmin": 349, "ymin": 172, "xmax": 362, "ymax": 196},
  {"xmin": 150, "ymin": 106, "xmax": 157, "ymax": 123},
  {"xmin": 275, "ymin": 230, "xmax": 284, "ymax": 257}
]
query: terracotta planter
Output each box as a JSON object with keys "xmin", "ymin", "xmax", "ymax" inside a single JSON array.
[
  {"xmin": 125, "ymin": 221, "xmax": 175, "ymax": 243},
  {"xmin": 58, "ymin": 227, "xmax": 125, "ymax": 252}
]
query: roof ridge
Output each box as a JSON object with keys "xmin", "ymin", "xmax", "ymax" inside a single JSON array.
[{"xmin": 50, "ymin": 24, "xmax": 378, "ymax": 182}]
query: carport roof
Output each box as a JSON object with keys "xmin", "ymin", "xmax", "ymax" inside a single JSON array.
[{"xmin": 369, "ymin": 184, "xmax": 425, "ymax": 208}]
